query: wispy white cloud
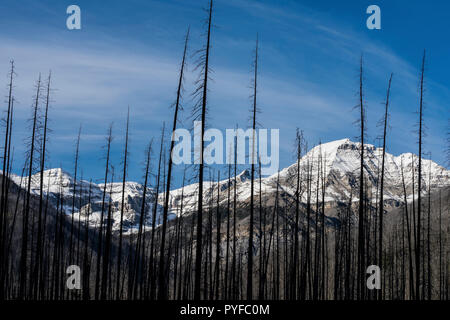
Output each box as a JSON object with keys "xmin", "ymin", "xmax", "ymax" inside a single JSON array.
[{"xmin": 1, "ymin": 0, "xmax": 447, "ymax": 184}]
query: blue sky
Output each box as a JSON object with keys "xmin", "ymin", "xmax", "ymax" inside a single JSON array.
[{"xmin": 0, "ymin": 0, "xmax": 448, "ymax": 188}]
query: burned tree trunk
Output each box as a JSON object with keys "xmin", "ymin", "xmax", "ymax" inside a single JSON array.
[
  {"xmin": 20, "ymin": 74, "xmax": 42, "ymax": 299},
  {"xmin": 148, "ymin": 123, "xmax": 164, "ymax": 299},
  {"xmin": 292, "ymin": 129, "xmax": 302, "ymax": 300},
  {"xmin": 194, "ymin": 0, "xmax": 213, "ymax": 301},
  {"xmin": 95, "ymin": 124, "xmax": 113, "ymax": 300},
  {"xmin": 158, "ymin": 27, "xmax": 189, "ymax": 300},
  {"xmin": 0, "ymin": 62, "xmax": 15, "ymax": 299},
  {"xmin": 116, "ymin": 107, "xmax": 130, "ymax": 299},
  {"xmin": 132, "ymin": 141, "xmax": 152, "ymax": 299},
  {"xmin": 416, "ymin": 50, "xmax": 426, "ymax": 299},
  {"xmin": 357, "ymin": 56, "xmax": 366, "ymax": 300},
  {"xmin": 378, "ymin": 73, "xmax": 393, "ymax": 300},
  {"xmin": 247, "ymin": 35, "xmax": 259, "ymax": 301}
]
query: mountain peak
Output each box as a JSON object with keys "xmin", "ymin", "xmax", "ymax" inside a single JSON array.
[
  {"xmin": 303, "ymin": 138, "xmax": 355, "ymax": 165},
  {"xmin": 43, "ymin": 168, "xmax": 72, "ymax": 179},
  {"xmin": 305, "ymin": 138, "xmax": 382, "ymax": 161},
  {"xmin": 238, "ymin": 169, "xmax": 250, "ymax": 182},
  {"xmin": 7, "ymin": 137, "xmax": 450, "ymax": 233}
]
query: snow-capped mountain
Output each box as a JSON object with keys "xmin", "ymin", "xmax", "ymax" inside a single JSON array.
[
  {"xmin": 163, "ymin": 138, "xmax": 449, "ymax": 214},
  {"xmin": 10, "ymin": 168, "xmax": 167, "ymax": 234},
  {"xmin": 9, "ymin": 139, "xmax": 449, "ymax": 232},
  {"xmin": 272, "ymin": 138, "xmax": 448, "ymax": 204}
]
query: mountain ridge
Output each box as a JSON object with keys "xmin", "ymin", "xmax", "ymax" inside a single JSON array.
[{"xmin": 8, "ymin": 138, "xmax": 449, "ymax": 232}]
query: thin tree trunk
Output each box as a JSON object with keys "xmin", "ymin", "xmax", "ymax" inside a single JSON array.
[
  {"xmin": 20, "ymin": 74, "xmax": 42, "ymax": 299},
  {"xmin": 292, "ymin": 129, "xmax": 302, "ymax": 300},
  {"xmin": 224, "ymin": 162, "xmax": 231, "ymax": 299},
  {"xmin": 231, "ymin": 133, "xmax": 238, "ymax": 299},
  {"xmin": 132, "ymin": 141, "xmax": 152, "ymax": 299},
  {"xmin": 0, "ymin": 62, "xmax": 14, "ymax": 300},
  {"xmin": 357, "ymin": 56, "xmax": 366, "ymax": 300},
  {"xmin": 214, "ymin": 172, "xmax": 221, "ymax": 300},
  {"xmin": 158, "ymin": 28, "xmax": 189, "ymax": 300},
  {"xmin": 148, "ymin": 123, "xmax": 164, "ymax": 299},
  {"xmin": 68, "ymin": 126, "xmax": 81, "ymax": 273},
  {"xmin": 116, "ymin": 107, "xmax": 130, "ymax": 299},
  {"xmin": 194, "ymin": 0, "xmax": 213, "ymax": 301},
  {"xmin": 378, "ymin": 73, "xmax": 393, "ymax": 300},
  {"xmin": 400, "ymin": 157, "xmax": 415, "ymax": 299},
  {"xmin": 83, "ymin": 181, "xmax": 93, "ymax": 300},
  {"xmin": 101, "ymin": 170, "xmax": 115, "ymax": 300},
  {"xmin": 247, "ymin": 35, "xmax": 259, "ymax": 301},
  {"xmin": 427, "ymin": 160, "xmax": 431, "ymax": 300},
  {"xmin": 416, "ymin": 50, "xmax": 426, "ymax": 299},
  {"xmin": 95, "ymin": 124, "xmax": 113, "ymax": 300}
]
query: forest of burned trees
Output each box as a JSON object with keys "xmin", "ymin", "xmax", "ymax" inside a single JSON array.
[{"xmin": 0, "ymin": 0, "xmax": 449, "ymax": 301}]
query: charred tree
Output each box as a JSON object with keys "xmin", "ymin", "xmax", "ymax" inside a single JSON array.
[
  {"xmin": 94, "ymin": 124, "xmax": 113, "ymax": 299},
  {"xmin": 357, "ymin": 56, "xmax": 366, "ymax": 300},
  {"xmin": 416, "ymin": 50, "xmax": 426, "ymax": 299},
  {"xmin": 158, "ymin": 27, "xmax": 189, "ymax": 300},
  {"xmin": 193, "ymin": 0, "xmax": 213, "ymax": 301},
  {"xmin": 0, "ymin": 61, "xmax": 15, "ymax": 300},
  {"xmin": 148, "ymin": 123, "xmax": 164, "ymax": 299},
  {"xmin": 132, "ymin": 140, "xmax": 152, "ymax": 299},
  {"xmin": 378, "ymin": 73, "xmax": 393, "ymax": 300},
  {"xmin": 247, "ymin": 35, "xmax": 259, "ymax": 301},
  {"xmin": 19, "ymin": 74, "xmax": 42, "ymax": 299},
  {"xmin": 116, "ymin": 107, "xmax": 130, "ymax": 299}
]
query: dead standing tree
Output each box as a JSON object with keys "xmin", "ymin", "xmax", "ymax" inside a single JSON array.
[
  {"xmin": 148, "ymin": 123, "xmax": 164, "ymax": 299},
  {"xmin": 356, "ymin": 56, "xmax": 366, "ymax": 300},
  {"xmin": 292, "ymin": 129, "xmax": 303, "ymax": 300},
  {"xmin": 378, "ymin": 73, "xmax": 393, "ymax": 300},
  {"xmin": 68, "ymin": 125, "xmax": 82, "ymax": 272},
  {"xmin": 158, "ymin": 27, "xmax": 190, "ymax": 300},
  {"xmin": 32, "ymin": 71, "xmax": 52, "ymax": 300},
  {"xmin": 131, "ymin": 140, "xmax": 152, "ymax": 299},
  {"xmin": 20, "ymin": 74, "xmax": 42, "ymax": 299},
  {"xmin": 247, "ymin": 35, "xmax": 259, "ymax": 301},
  {"xmin": 400, "ymin": 156, "xmax": 415, "ymax": 299},
  {"xmin": 116, "ymin": 107, "xmax": 130, "ymax": 299},
  {"xmin": 94, "ymin": 124, "xmax": 113, "ymax": 300},
  {"xmin": 193, "ymin": 0, "xmax": 213, "ymax": 301},
  {"xmin": 416, "ymin": 50, "xmax": 426, "ymax": 299},
  {"xmin": 0, "ymin": 61, "xmax": 15, "ymax": 300}
]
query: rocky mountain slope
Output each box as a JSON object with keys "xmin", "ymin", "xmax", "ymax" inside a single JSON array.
[
  {"xmin": 10, "ymin": 139, "xmax": 449, "ymax": 232},
  {"xmin": 167, "ymin": 139, "xmax": 449, "ymax": 214}
]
